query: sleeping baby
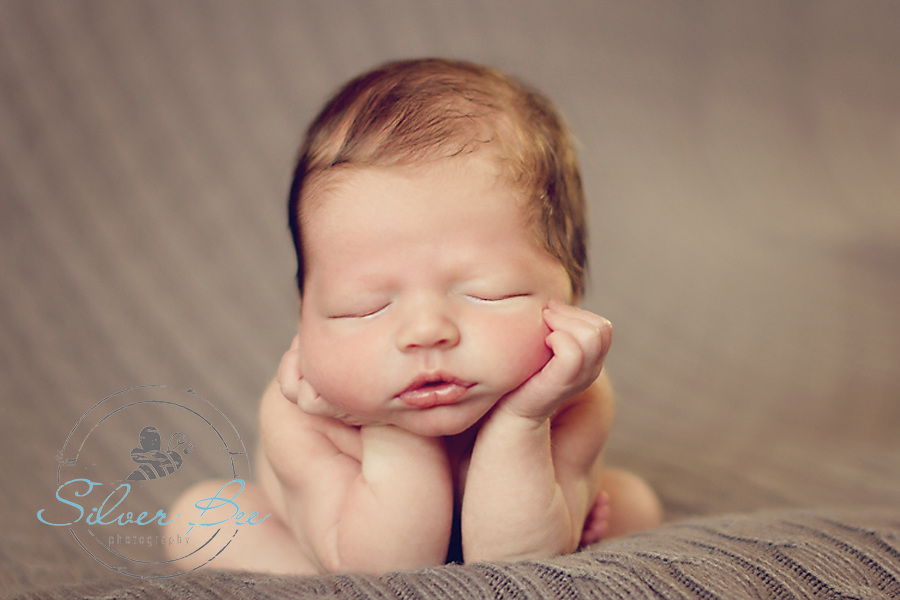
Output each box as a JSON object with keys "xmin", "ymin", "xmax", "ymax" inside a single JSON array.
[{"xmin": 168, "ymin": 58, "xmax": 662, "ymax": 574}]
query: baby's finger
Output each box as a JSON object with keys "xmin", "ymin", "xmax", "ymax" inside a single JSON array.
[
  {"xmin": 294, "ymin": 378, "xmax": 330, "ymax": 415},
  {"xmin": 542, "ymin": 329, "xmax": 586, "ymax": 387},
  {"xmin": 277, "ymin": 335, "xmax": 303, "ymax": 403},
  {"xmin": 505, "ymin": 329, "xmax": 593, "ymax": 420},
  {"xmin": 546, "ymin": 300, "xmax": 610, "ymax": 331},
  {"xmin": 543, "ymin": 304, "xmax": 612, "ymax": 364},
  {"xmin": 544, "ymin": 302, "xmax": 612, "ymax": 347}
]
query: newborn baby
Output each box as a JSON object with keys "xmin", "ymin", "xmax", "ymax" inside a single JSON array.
[{"xmin": 169, "ymin": 58, "xmax": 661, "ymax": 575}]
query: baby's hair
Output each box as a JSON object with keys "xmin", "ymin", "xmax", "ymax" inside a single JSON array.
[{"xmin": 288, "ymin": 58, "xmax": 587, "ymax": 297}]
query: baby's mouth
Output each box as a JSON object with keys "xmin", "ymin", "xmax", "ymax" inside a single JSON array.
[{"xmin": 398, "ymin": 374, "xmax": 472, "ymax": 408}]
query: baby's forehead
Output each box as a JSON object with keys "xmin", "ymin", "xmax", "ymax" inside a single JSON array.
[
  {"xmin": 304, "ymin": 154, "xmax": 533, "ymax": 221},
  {"xmin": 297, "ymin": 153, "xmax": 577, "ymax": 300},
  {"xmin": 301, "ymin": 157, "xmax": 545, "ymax": 258}
]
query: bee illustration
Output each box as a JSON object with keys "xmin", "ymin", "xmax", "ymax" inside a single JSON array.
[{"xmin": 126, "ymin": 426, "xmax": 193, "ymax": 481}]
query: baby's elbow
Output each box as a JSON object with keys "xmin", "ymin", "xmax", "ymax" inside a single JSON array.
[
  {"xmin": 464, "ymin": 524, "xmax": 576, "ymax": 565},
  {"xmin": 321, "ymin": 551, "xmax": 445, "ymax": 575},
  {"xmin": 319, "ymin": 532, "xmax": 447, "ymax": 574}
]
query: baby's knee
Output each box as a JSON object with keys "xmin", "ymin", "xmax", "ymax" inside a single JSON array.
[{"xmin": 602, "ymin": 468, "xmax": 663, "ymax": 538}]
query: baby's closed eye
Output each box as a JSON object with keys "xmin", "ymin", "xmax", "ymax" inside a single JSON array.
[
  {"xmin": 328, "ymin": 302, "xmax": 391, "ymax": 319},
  {"xmin": 463, "ymin": 292, "xmax": 530, "ymax": 303}
]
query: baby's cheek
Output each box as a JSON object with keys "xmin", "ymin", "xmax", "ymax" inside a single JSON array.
[
  {"xmin": 515, "ymin": 329, "xmax": 553, "ymax": 378},
  {"xmin": 489, "ymin": 314, "xmax": 553, "ymax": 387},
  {"xmin": 299, "ymin": 333, "xmax": 379, "ymax": 413}
]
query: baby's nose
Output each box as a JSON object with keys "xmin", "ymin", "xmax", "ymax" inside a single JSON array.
[{"xmin": 395, "ymin": 303, "xmax": 460, "ymax": 351}]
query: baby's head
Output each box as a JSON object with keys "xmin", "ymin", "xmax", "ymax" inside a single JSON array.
[
  {"xmin": 289, "ymin": 58, "xmax": 587, "ymax": 300},
  {"xmin": 287, "ymin": 59, "xmax": 591, "ymax": 434}
]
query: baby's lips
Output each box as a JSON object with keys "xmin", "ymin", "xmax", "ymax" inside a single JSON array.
[
  {"xmin": 396, "ymin": 372, "xmax": 474, "ymax": 408},
  {"xmin": 398, "ymin": 381, "xmax": 469, "ymax": 408}
]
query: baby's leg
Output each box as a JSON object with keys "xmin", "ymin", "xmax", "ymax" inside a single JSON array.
[
  {"xmin": 580, "ymin": 468, "xmax": 663, "ymax": 546},
  {"xmin": 579, "ymin": 490, "xmax": 610, "ymax": 546},
  {"xmin": 164, "ymin": 479, "xmax": 317, "ymax": 575},
  {"xmin": 597, "ymin": 467, "xmax": 663, "ymax": 540}
]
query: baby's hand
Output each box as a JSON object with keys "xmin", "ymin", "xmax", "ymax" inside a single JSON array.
[
  {"xmin": 278, "ymin": 335, "xmax": 373, "ymax": 426},
  {"xmin": 496, "ymin": 301, "xmax": 612, "ymax": 423}
]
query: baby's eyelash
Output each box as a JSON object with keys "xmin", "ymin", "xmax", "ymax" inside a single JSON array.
[
  {"xmin": 466, "ymin": 293, "xmax": 528, "ymax": 303},
  {"xmin": 331, "ymin": 304, "xmax": 390, "ymax": 319}
]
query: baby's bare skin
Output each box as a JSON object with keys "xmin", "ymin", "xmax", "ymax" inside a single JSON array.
[{"xmin": 166, "ymin": 156, "xmax": 662, "ymax": 574}]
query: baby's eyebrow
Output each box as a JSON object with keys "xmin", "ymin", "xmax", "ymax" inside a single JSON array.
[
  {"xmin": 320, "ymin": 282, "xmax": 397, "ymax": 304},
  {"xmin": 319, "ymin": 270, "xmax": 397, "ymax": 292}
]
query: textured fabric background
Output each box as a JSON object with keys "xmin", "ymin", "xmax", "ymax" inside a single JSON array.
[{"xmin": 1, "ymin": 1, "xmax": 899, "ymax": 597}]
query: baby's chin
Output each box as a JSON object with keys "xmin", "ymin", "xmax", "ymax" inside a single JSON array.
[
  {"xmin": 403, "ymin": 420, "xmax": 477, "ymax": 438},
  {"xmin": 322, "ymin": 406, "xmax": 483, "ymax": 436},
  {"xmin": 392, "ymin": 401, "xmax": 498, "ymax": 438}
]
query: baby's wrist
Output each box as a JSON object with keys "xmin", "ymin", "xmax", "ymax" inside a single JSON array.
[
  {"xmin": 489, "ymin": 402, "xmax": 552, "ymax": 433},
  {"xmin": 361, "ymin": 423, "xmax": 446, "ymax": 448}
]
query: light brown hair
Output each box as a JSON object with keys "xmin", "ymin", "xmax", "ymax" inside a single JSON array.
[{"xmin": 288, "ymin": 58, "xmax": 588, "ymax": 297}]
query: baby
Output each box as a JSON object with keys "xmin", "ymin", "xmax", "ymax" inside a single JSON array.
[{"xmin": 169, "ymin": 58, "xmax": 661, "ymax": 575}]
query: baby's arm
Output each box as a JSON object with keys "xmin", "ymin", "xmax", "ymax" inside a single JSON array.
[
  {"xmin": 259, "ymin": 377, "xmax": 454, "ymax": 573},
  {"xmin": 461, "ymin": 302, "xmax": 613, "ymax": 562}
]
